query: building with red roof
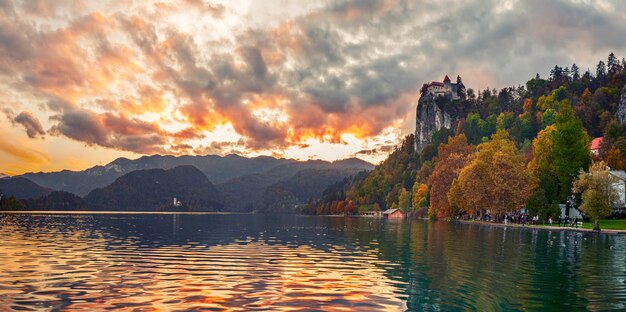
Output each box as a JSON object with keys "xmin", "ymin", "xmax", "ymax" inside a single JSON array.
[
  {"xmin": 590, "ymin": 137, "xmax": 603, "ymax": 156},
  {"xmin": 420, "ymin": 75, "xmax": 465, "ymax": 100}
]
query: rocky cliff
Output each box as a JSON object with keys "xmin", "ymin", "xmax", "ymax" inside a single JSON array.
[
  {"xmin": 617, "ymin": 84, "xmax": 626, "ymax": 124},
  {"xmin": 415, "ymin": 95, "xmax": 454, "ymax": 152}
]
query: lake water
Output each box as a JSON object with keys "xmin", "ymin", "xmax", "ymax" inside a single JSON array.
[{"xmin": 0, "ymin": 213, "xmax": 625, "ymax": 311}]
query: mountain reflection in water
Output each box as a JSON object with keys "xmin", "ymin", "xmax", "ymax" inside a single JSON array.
[{"xmin": 0, "ymin": 213, "xmax": 624, "ymax": 311}]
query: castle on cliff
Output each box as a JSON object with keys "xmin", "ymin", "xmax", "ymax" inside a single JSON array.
[
  {"xmin": 415, "ymin": 75, "xmax": 466, "ymax": 152},
  {"xmin": 419, "ymin": 75, "xmax": 465, "ymax": 100}
]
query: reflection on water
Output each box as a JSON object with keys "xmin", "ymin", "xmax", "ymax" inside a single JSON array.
[{"xmin": 0, "ymin": 214, "xmax": 625, "ymax": 311}]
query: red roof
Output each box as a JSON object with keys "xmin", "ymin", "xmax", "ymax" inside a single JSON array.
[
  {"xmin": 590, "ymin": 137, "xmax": 603, "ymax": 150},
  {"xmin": 443, "ymin": 75, "xmax": 451, "ymax": 82}
]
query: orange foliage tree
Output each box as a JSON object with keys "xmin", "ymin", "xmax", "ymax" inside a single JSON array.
[{"xmin": 427, "ymin": 134, "xmax": 474, "ymax": 219}]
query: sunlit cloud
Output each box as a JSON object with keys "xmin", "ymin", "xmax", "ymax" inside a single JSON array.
[{"xmin": 1, "ymin": 0, "xmax": 626, "ymax": 174}]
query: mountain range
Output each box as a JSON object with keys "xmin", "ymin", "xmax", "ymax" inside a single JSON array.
[{"xmin": 0, "ymin": 155, "xmax": 373, "ymax": 212}]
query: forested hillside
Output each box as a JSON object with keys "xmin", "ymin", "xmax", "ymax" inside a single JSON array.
[{"xmin": 305, "ymin": 53, "xmax": 626, "ymax": 219}]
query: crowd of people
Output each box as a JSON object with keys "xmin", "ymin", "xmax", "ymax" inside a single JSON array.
[{"xmin": 502, "ymin": 212, "xmax": 581, "ymax": 228}]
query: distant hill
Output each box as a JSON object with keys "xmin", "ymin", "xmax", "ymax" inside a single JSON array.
[
  {"xmin": 18, "ymin": 154, "xmax": 372, "ymax": 196},
  {"xmin": 85, "ymin": 165, "xmax": 223, "ymax": 211},
  {"xmin": 19, "ymin": 154, "xmax": 293, "ymax": 196},
  {"xmin": 216, "ymin": 158, "xmax": 373, "ymax": 212},
  {"xmin": 24, "ymin": 191, "xmax": 88, "ymax": 211},
  {"xmin": 9, "ymin": 155, "xmax": 373, "ymax": 213},
  {"xmin": 256, "ymin": 168, "xmax": 367, "ymax": 213},
  {"xmin": 0, "ymin": 177, "xmax": 54, "ymax": 200}
]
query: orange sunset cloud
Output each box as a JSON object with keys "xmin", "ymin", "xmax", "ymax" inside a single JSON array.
[{"xmin": 1, "ymin": 0, "xmax": 625, "ymax": 174}]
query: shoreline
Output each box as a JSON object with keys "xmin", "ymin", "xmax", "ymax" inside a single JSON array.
[
  {"xmin": 459, "ymin": 219, "xmax": 626, "ymax": 235},
  {"xmin": 0, "ymin": 210, "xmax": 247, "ymax": 215}
]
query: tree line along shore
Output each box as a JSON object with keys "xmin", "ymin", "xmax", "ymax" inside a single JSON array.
[{"xmin": 304, "ymin": 53, "xmax": 626, "ymax": 231}]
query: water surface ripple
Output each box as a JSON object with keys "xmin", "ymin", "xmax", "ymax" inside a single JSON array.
[{"xmin": 0, "ymin": 213, "xmax": 624, "ymax": 311}]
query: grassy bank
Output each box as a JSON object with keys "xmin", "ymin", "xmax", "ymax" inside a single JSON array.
[{"xmin": 581, "ymin": 219, "xmax": 626, "ymax": 230}]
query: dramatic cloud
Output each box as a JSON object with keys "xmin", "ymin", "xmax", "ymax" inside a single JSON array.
[
  {"xmin": 1, "ymin": 0, "xmax": 625, "ymax": 166},
  {"xmin": 13, "ymin": 111, "xmax": 45, "ymax": 138},
  {"xmin": 48, "ymin": 110, "xmax": 168, "ymax": 154}
]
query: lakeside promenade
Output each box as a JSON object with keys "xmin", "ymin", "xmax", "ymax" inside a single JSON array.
[{"xmin": 460, "ymin": 219, "xmax": 626, "ymax": 235}]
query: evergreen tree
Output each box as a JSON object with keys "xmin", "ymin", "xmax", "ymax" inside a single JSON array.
[
  {"xmin": 571, "ymin": 63, "xmax": 580, "ymax": 81},
  {"xmin": 596, "ymin": 61, "xmax": 607, "ymax": 80},
  {"xmin": 551, "ymin": 100, "xmax": 591, "ymax": 201},
  {"xmin": 550, "ymin": 65, "xmax": 563, "ymax": 82},
  {"xmin": 398, "ymin": 188, "xmax": 411, "ymax": 213},
  {"xmin": 607, "ymin": 52, "xmax": 619, "ymax": 75}
]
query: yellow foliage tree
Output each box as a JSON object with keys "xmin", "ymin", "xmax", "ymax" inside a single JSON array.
[
  {"xmin": 412, "ymin": 182, "xmax": 428, "ymax": 209},
  {"xmin": 451, "ymin": 130, "xmax": 536, "ymax": 219},
  {"xmin": 572, "ymin": 161, "xmax": 620, "ymax": 230},
  {"xmin": 398, "ymin": 188, "xmax": 411, "ymax": 213},
  {"xmin": 528, "ymin": 125, "xmax": 556, "ymax": 177}
]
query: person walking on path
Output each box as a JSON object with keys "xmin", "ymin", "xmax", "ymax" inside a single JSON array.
[{"xmin": 549, "ymin": 216, "xmax": 553, "ymax": 226}]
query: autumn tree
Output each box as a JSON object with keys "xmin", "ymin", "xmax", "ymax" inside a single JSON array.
[
  {"xmin": 427, "ymin": 134, "xmax": 473, "ymax": 219},
  {"xmin": 451, "ymin": 130, "xmax": 536, "ymax": 219},
  {"xmin": 528, "ymin": 126, "xmax": 556, "ymax": 177},
  {"xmin": 372, "ymin": 202, "xmax": 381, "ymax": 212},
  {"xmin": 446, "ymin": 178, "xmax": 465, "ymax": 218},
  {"xmin": 601, "ymin": 120, "xmax": 626, "ymax": 166},
  {"xmin": 606, "ymin": 147, "xmax": 625, "ymax": 170},
  {"xmin": 412, "ymin": 182, "xmax": 428, "ymax": 209},
  {"xmin": 572, "ymin": 162, "xmax": 619, "ymax": 230},
  {"xmin": 575, "ymin": 88, "xmax": 595, "ymax": 134}
]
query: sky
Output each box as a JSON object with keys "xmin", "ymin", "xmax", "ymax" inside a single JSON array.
[{"xmin": 1, "ymin": 0, "xmax": 626, "ymax": 175}]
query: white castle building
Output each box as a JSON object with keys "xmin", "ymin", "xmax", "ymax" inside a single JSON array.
[
  {"xmin": 419, "ymin": 75, "xmax": 465, "ymax": 100},
  {"xmin": 415, "ymin": 74, "xmax": 466, "ymax": 152}
]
